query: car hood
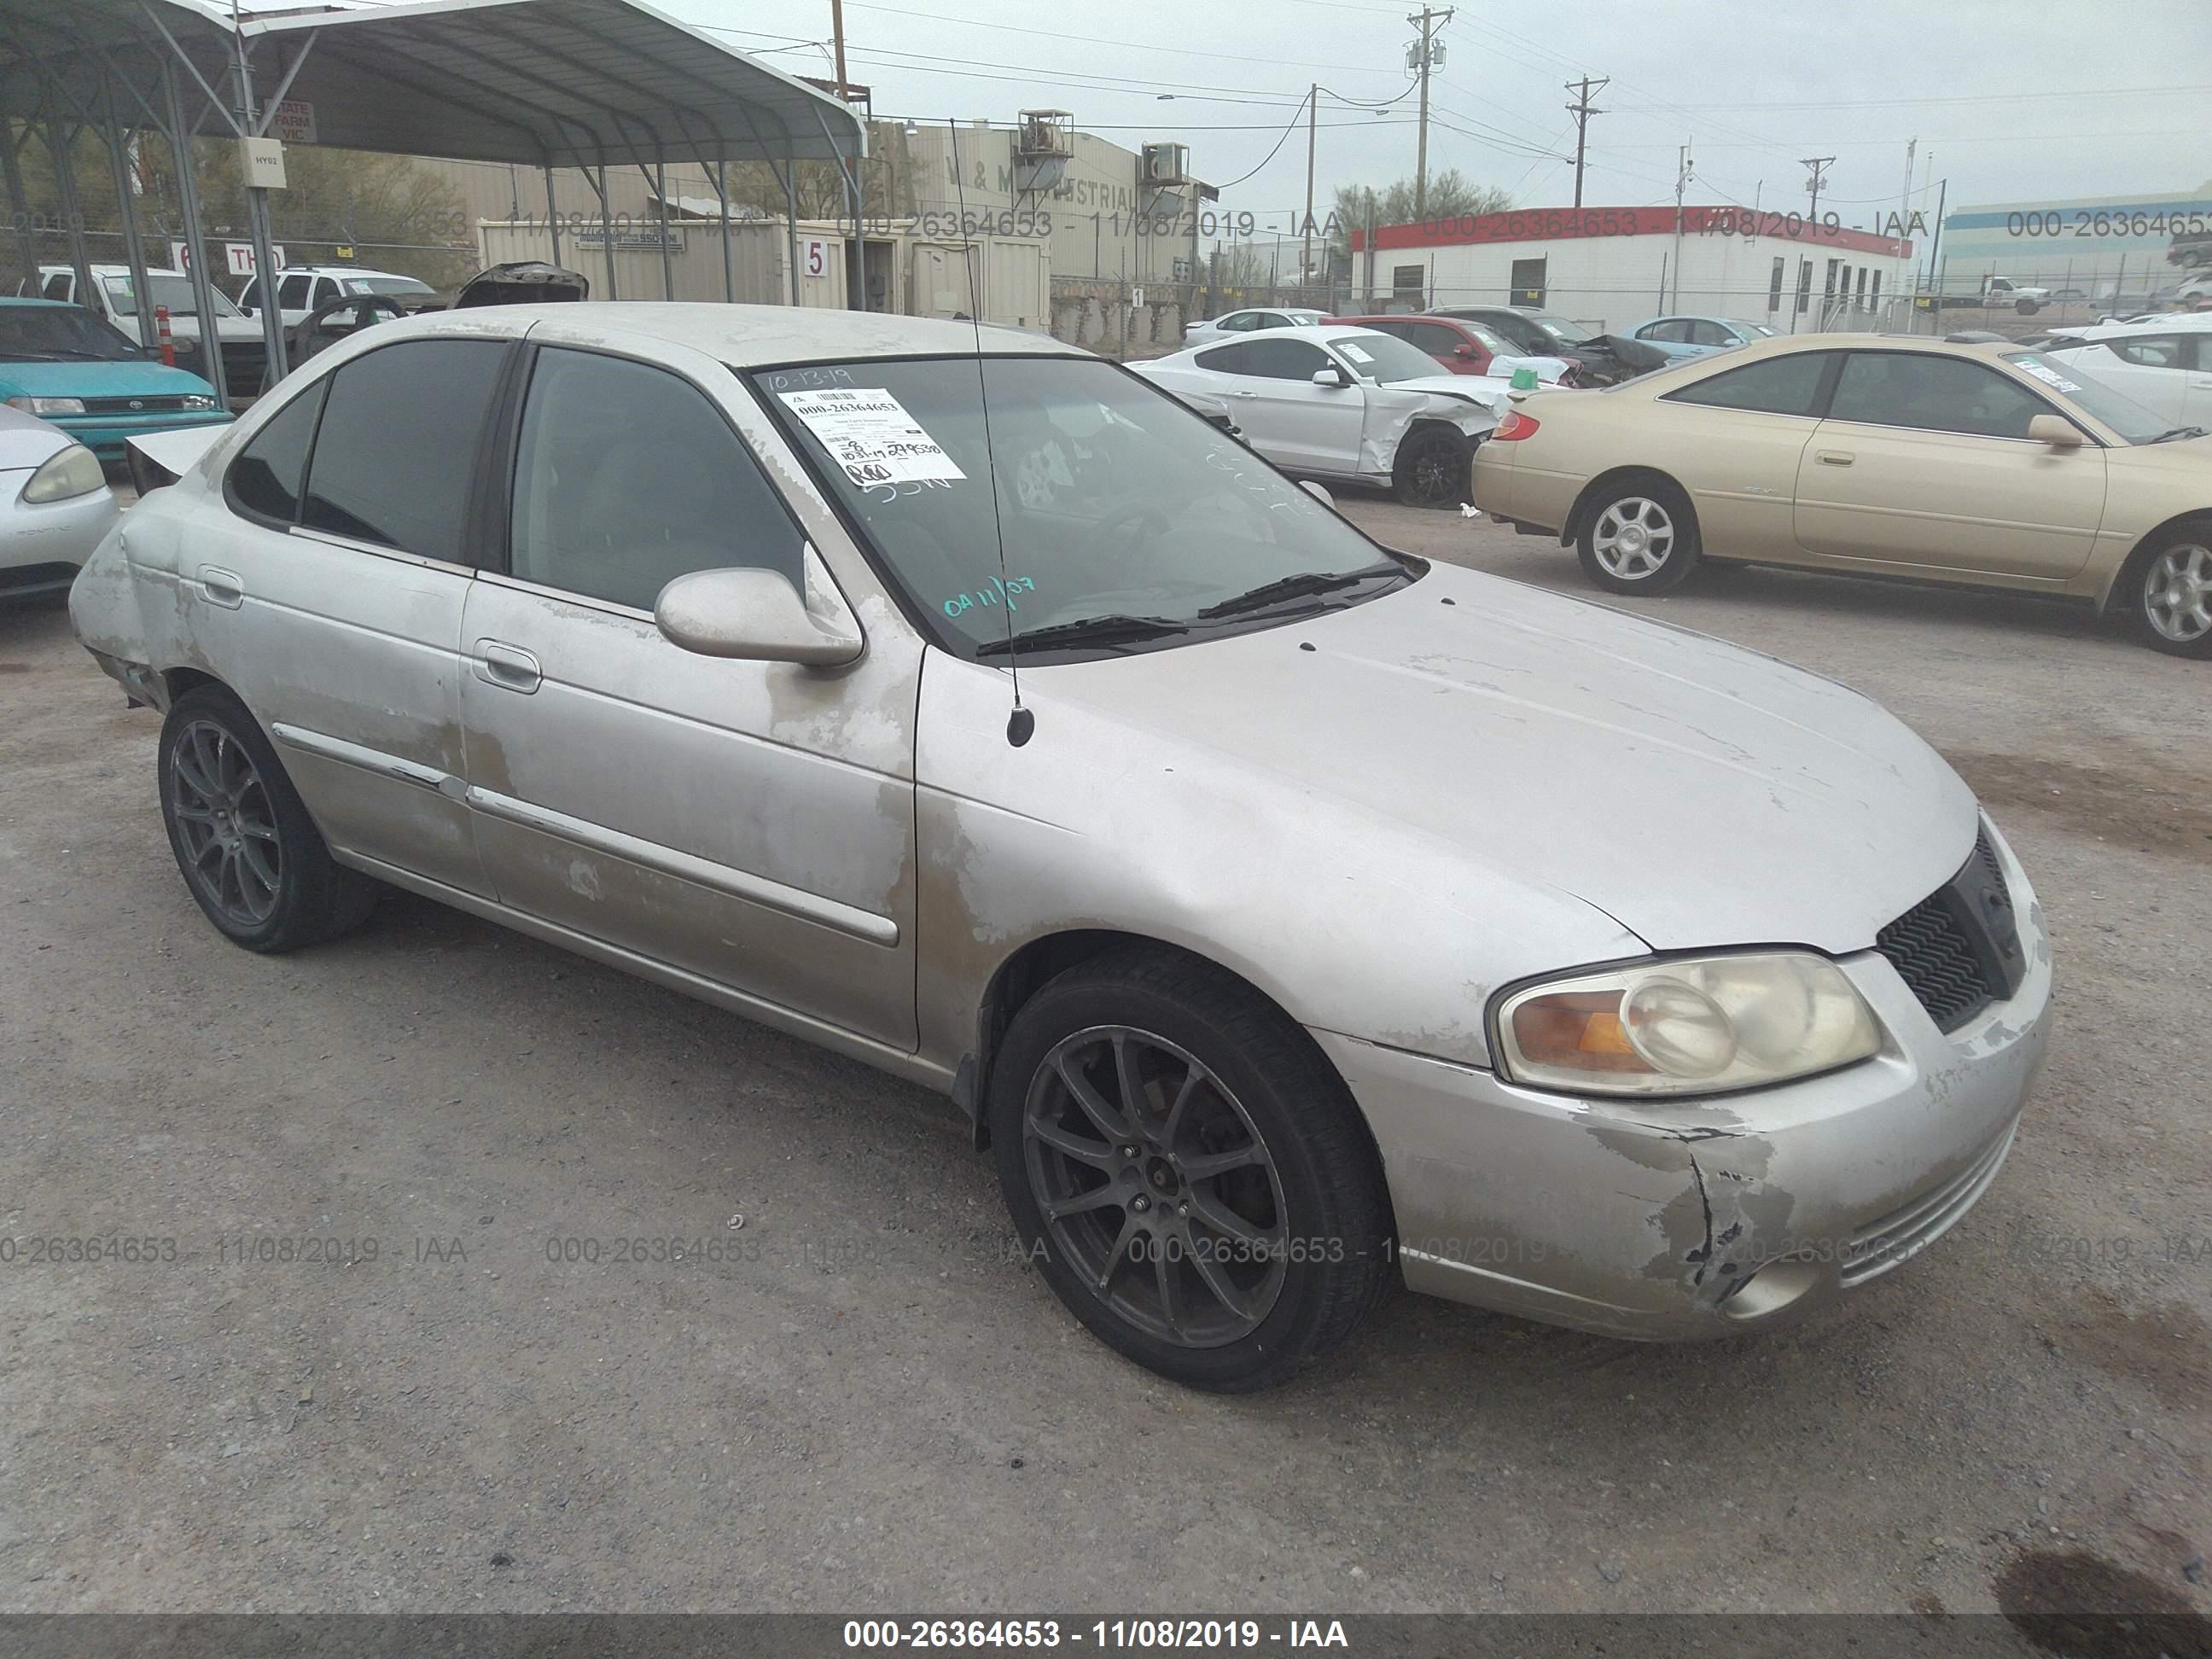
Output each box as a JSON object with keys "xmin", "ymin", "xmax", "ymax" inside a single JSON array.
[
  {"xmin": 0, "ymin": 401, "xmax": 78, "ymax": 468},
  {"xmin": 0, "ymin": 359, "xmax": 220, "ymax": 400},
  {"xmin": 1028, "ymin": 562, "xmax": 1976, "ymax": 955},
  {"xmin": 1375, "ymin": 373, "xmax": 1513, "ymax": 415}
]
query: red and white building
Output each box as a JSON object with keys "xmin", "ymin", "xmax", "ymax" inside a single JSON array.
[{"xmin": 1350, "ymin": 206, "xmax": 1915, "ymax": 334}]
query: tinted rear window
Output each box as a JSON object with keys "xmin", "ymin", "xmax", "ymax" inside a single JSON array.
[{"xmin": 300, "ymin": 339, "xmax": 507, "ymax": 561}]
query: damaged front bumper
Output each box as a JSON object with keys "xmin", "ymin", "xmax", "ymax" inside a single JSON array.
[{"xmin": 1314, "ymin": 835, "xmax": 2052, "ymax": 1342}]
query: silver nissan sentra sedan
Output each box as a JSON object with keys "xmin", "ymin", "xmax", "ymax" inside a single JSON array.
[{"xmin": 69, "ymin": 305, "xmax": 2051, "ymax": 1392}]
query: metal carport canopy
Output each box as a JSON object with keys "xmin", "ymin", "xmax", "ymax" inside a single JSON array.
[{"xmin": 239, "ymin": 0, "xmax": 867, "ymax": 169}]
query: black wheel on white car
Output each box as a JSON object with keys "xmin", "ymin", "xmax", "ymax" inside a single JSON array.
[
  {"xmin": 2129, "ymin": 522, "xmax": 2212, "ymax": 659},
  {"xmin": 158, "ymin": 684, "xmax": 380, "ymax": 952},
  {"xmin": 1391, "ymin": 425, "xmax": 1472, "ymax": 509},
  {"xmin": 1576, "ymin": 478, "xmax": 1701, "ymax": 595},
  {"xmin": 989, "ymin": 949, "xmax": 1394, "ymax": 1393},
  {"xmin": 2016, "ymin": 298, "xmax": 2040, "ymax": 316}
]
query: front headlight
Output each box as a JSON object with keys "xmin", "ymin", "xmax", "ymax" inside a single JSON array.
[
  {"xmin": 1495, "ymin": 951, "xmax": 1882, "ymax": 1097},
  {"xmin": 20, "ymin": 443, "xmax": 107, "ymax": 504},
  {"xmin": 5, "ymin": 395, "xmax": 87, "ymax": 416},
  {"xmin": 179, "ymin": 393, "xmax": 218, "ymax": 410}
]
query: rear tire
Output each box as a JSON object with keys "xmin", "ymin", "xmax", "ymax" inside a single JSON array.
[
  {"xmin": 2127, "ymin": 521, "xmax": 2212, "ymax": 658},
  {"xmin": 1392, "ymin": 425, "xmax": 1472, "ymax": 509},
  {"xmin": 1575, "ymin": 476, "xmax": 1702, "ymax": 595},
  {"xmin": 989, "ymin": 949, "xmax": 1394, "ymax": 1392},
  {"xmin": 158, "ymin": 684, "xmax": 380, "ymax": 952}
]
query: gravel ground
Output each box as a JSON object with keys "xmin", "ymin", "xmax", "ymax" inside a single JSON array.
[{"xmin": 0, "ymin": 501, "xmax": 2206, "ymax": 1627}]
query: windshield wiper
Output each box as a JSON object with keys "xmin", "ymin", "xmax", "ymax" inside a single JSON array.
[
  {"xmin": 2149, "ymin": 425, "xmax": 2208, "ymax": 444},
  {"xmin": 1196, "ymin": 561, "xmax": 1403, "ymax": 620},
  {"xmin": 973, "ymin": 613, "xmax": 1189, "ymax": 657}
]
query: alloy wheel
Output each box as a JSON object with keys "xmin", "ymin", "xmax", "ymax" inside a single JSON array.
[
  {"xmin": 2144, "ymin": 543, "xmax": 2212, "ymax": 643},
  {"xmin": 1022, "ymin": 1026, "xmax": 1288, "ymax": 1348},
  {"xmin": 169, "ymin": 718, "xmax": 283, "ymax": 928},
  {"xmin": 1591, "ymin": 497, "xmax": 1676, "ymax": 579}
]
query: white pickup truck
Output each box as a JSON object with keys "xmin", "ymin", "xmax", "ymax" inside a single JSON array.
[{"xmin": 1912, "ymin": 275, "xmax": 2053, "ymax": 316}]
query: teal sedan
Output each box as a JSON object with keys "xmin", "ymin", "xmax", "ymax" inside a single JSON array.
[{"xmin": 0, "ymin": 298, "xmax": 230, "ymax": 462}]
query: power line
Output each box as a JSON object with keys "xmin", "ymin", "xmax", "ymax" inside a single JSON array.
[{"xmin": 837, "ymin": 1, "xmax": 1404, "ymax": 79}]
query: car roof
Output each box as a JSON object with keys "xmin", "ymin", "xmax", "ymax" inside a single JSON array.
[
  {"xmin": 1672, "ymin": 330, "xmax": 2035, "ymax": 362},
  {"xmin": 1193, "ymin": 323, "xmax": 1388, "ymax": 344},
  {"xmin": 392, "ymin": 302, "xmax": 1087, "ymax": 365},
  {"xmin": 2058, "ymin": 313, "xmax": 2212, "ymax": 339},
  {"xmin": 271, "ymin": 266, "xmax": 423, "ymax": 279}
]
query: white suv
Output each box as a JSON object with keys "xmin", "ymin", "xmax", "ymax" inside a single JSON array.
[
  {"xmin": 2039, "ymin": 313, "xmax": 2212, "ymax": 431},
  {"xmin": 236, "ymin": 266, "xmax": 439, "ymax": 329}
]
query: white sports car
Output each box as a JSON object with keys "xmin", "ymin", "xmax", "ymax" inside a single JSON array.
[
  {"xmin": 1131, "ymin": 325, "xmax": 1511, "ymax": 507},
  {"xmin": 1180, "ymin": 306, "xmax": 1332, "ymax": 346}
]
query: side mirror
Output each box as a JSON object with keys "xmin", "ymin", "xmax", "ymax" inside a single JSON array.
[
  {"xmin": 655, "ymin": 550, "xmax": 864, "ymax": 667},
  {"xmin": 1453, "ymin": 344, "xmax": 1476, "ymax": 358},
  {"xmin": 1299, "ymin": 480, "xmax": 1335, "ymax": 508},
  {"xmin": 2027, "ymin": 414, "xmax": 2083, "ymax": 449},
  {"xmin": 1312, "ymin": 366, "xmax": 1353, "ymax": 388}
]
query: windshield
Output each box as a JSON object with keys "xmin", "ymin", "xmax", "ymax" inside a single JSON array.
[
  {"xmin": 753, "ymin": 356, "xmax": 1409, "ymax": 661},
  {"xmin": 2004, "ymin": 350, "xmax": 2175, "ymax": 444},
  {"xmin": 347, "ymin": 276, "xmax": 434, "ymax": 297},
  {"xmin": 1522, "ymin": 311, "xmax": 1595, "ymax": 346},
  {"xmin": 0, "ymin": 304, "xmax": 143, "ymax": 362},
  {"xmin": 101, "ymin": 272, "xmax": 241, "ymax": 319},
  {"xmin": 1324, "ymin": 331, "xmax": 1451, "ymax": 383}
]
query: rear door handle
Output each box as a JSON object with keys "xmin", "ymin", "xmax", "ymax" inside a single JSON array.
[
  {"xmin": 196, "ymin": 565, "xmax": 243, "ymax": 608},
  {"xmin": 474, "ymin": 639, "xmax": 541, "ymax": 694},
  {"xmin": 1815, "ymin": 450, "xmax": 1855, "ymax": 466},
  {"xmin": 1229, "ymin": 389, "xmax": 1258, "ymax": 399}
]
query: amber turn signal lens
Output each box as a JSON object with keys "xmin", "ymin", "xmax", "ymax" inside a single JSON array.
[{"xmin": 1511, "ymin": 990, "xmax": 1651, "ymax": 1074}]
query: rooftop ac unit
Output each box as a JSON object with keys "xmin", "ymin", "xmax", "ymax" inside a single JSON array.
[
  {"xmin": 1141, "ymin": 143, "xmax": 1190, "ymax": 187},
  {"xmin": 1016, "ymin": 109, "xmax": 1073, "ymax": 160}
]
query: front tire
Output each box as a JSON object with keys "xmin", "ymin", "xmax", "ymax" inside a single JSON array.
[
  {"xmin": 1392, "ymin": 425, "xmax": 1472, "ymax": 509},
  {"xmin": 2016, "ymin": 298, "xmax": 2040, "ymax": 316},
  {"xmin": 1576, "ymin": 477, "xmax": 1702, "ymax": 594},
  {"xmin": 158, "ymin": 685, "xmax": 380, "ymax": 952},
  {"xmin": 2128, "ymin": 523, "xmax": 2212, "ymax": 658},
  {"xmin": 989, "ymin": 950, "xmax": 1394, "ymax": 1392}
]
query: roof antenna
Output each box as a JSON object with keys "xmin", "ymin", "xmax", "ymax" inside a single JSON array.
[{"xmin": 948, "ymin": 119, "xmax": 1034, "ymax": 748}]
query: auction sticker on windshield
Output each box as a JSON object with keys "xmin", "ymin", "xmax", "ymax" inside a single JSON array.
[
  {"xmin": 2013, "ymin": 358, "xmax": 2084, "ymax": 393},
  {"xmin": 777, "ymin": 387, "xmax": 967, "ymax": 486}
]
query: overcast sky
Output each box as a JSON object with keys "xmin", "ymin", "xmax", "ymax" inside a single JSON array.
[{"xmin": 677, "ymin": 0, "xmax": 2212, "ymax": 235}]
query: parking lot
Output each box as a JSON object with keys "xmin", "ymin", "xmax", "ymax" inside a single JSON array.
[{"xmin": 2, "ymin": 500, "xmax": 2207, "ymax": 1622}]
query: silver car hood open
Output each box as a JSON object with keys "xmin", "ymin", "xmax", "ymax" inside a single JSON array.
[{"xmin": 1029, "ymin": 561, "xmax": 1976, "ymax": 956}]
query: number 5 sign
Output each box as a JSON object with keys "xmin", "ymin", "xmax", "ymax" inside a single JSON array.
[{"xmin": 801, "ymin": 238, "xmax": 829, "ymax": 279}]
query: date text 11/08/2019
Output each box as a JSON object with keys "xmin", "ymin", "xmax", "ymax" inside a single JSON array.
[{"xmin": 842, "ymin": 1618, "xmax": 1350, "ymax": 1649}]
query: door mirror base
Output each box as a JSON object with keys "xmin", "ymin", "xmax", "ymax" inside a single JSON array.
[
  {"xmin": 1312, "ymin": 367, "xmax": 1353, "ymax": 388},
  {"xmin": 2027, "ymin": 414, "xmax": 2084, "ymax": 449},
  {"xmin": 655, "ymin": 548, "xmax": 864, "ymax": 667}
]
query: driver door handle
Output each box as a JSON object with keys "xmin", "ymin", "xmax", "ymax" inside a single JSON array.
[
  {"xmin": 1815, "ymin": 450, "xmax": 1854, "ymax": 466},
  {"xmin": 474, "ymin": 639, "xmax": 541, "ymax": 694}
]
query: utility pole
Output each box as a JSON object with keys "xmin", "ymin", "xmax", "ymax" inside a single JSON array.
[
  {"xmin": 1670, "ymin": 139, "xmax": 1692, "ymax": 310},
  {"xmin": 1407, "ymin": 6, "xmax": 1452, "ymax": 218},
  {"xmin": 1802, "ymin": 154, "xmax": 1834, "ymax": 224},
  {"xmin": 829, "ymin": 0, "xmax": 849, "ymax": 99},
  {"xmin": 1563, "ymin": 75, "xmax": 1608, "ymax": 209},
  {"xmin": 1302, "ymin": 83, "xmax": 1317, "ymax": 295}
]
